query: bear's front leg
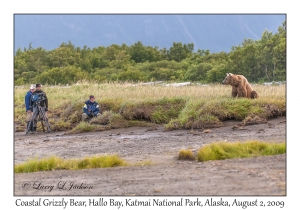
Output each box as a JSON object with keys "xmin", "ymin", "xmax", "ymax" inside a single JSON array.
[
  {"xmin": 237, "ymin": 86, "xmax": 247, "ymax": 98},
  {"xmin": 231, "ymin": 86, "xmax": 238, "ymax": 97}
]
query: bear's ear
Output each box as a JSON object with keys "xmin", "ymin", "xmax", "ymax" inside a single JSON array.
[
  {"xmin": 229, "ymin": 73, "xmax": 232, "ymax": 76},
  {"xmin": 226, "ymin": 73, "xmax": 229, "ymax": 76}
]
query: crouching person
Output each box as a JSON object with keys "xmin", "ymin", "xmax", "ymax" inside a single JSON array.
[{"xmin": 82, "ymin": 95, "xmax": 101, "ymax": 122}]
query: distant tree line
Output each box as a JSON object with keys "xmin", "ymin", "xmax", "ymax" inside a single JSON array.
[{"xmin": 14, "ymin": 21, "xmax": 286, "ymax": 85}]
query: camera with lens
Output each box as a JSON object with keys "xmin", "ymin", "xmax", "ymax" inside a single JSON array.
[{"xmin": 32, "ymin": 93, "xmax": 46, "ymax": 106}]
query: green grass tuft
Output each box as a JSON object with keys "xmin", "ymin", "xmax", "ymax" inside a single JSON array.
[
  {"xmin": 67, "ymin": 121, "xmax": 96, "ymax": 134},
  {"xmin": 178, "ymin": 149, "xmax": 195, "ymax": 160},
  {"xmin": 197, "ymin": 140, "xmax": 286, "ymax": 162},
  {"xmin": 14, "ymin": 155, "xmax": 127, "ymax": 173}
]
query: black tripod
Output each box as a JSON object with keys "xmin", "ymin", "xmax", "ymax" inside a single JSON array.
[{"xmin": 26, "ymin": 102, "xmax": 51, "ymax": 135}]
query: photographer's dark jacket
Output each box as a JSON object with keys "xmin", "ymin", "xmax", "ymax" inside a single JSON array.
[
  {"xmin": 30, "ymin": 90, "xmax": 48, "ymax": 108},
  {"xmin": 83, "ymin": 100, "xmax": 100, "ymax": 117}
]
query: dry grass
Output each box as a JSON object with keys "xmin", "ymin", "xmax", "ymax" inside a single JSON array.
[{"xmin": 14, "ymin": 82, "xmax": 286, "ymax": 105}]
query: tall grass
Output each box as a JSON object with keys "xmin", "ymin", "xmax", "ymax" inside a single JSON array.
[
  {"xmin": 14, "ymin": 155, "xmax": 128, "ymax": 173},
  {"xmin": 197, "ymin": 141, "xmax": 286, "ymax": 162},
  {"xmin": 14, "ymin": 82, "xmax": 286, "ymax": 107},
  {"xmin": 14, "ymin": 82, "xmax": 286, "ymax": 132}
]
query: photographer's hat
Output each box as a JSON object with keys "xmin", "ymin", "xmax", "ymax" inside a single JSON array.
[
  {"xmin": 90, "ymin": 95, "xmax": 95, "ymax": 99},
  {"xmin": 36, "ymin": 84, "xmax": 42, "ymax": 88},
  {"xmin": 30, "ymin": 84, "xmax": 36, "ymax": 90}
]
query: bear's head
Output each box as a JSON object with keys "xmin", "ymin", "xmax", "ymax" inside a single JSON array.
[{"xmin": 222, "ymin": 73, "xmax": 239, "ymax": 86}]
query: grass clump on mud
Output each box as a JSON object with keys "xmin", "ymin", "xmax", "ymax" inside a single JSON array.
[
  {"xmin": 67, "ymin": 122, "xmax": 97, "ymax": 134},
  {"xmin": 14, "ymin": 155, "xmax": 127, "ymax": 173},
  {"xmin": 14, "ymin": 82, "xmax": 286, "ymax": 133},
  {"xmin": 197, "ymin": 141, "xmax": 286, "ymax": 162},
  {"xmin": 178, "ymin": 149, "xmax": 195, "ymax": 160}
]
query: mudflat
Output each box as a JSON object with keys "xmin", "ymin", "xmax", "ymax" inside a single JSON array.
[{"xmin": 14, "ymin": 116, "xmax": 286, "ymax": 196}]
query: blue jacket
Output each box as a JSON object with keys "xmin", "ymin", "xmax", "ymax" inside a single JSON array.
[
  {"xmin": 25, "ymin": 90, "xmax": 33, "ymax": 112},
  {"xmin": 83, "ymin": 100, "xmax": 100, "ymax": 117}
]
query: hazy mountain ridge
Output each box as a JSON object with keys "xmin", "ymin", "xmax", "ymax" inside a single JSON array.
[{"xmin": 14, "ymin": 14, "xmax": 286, "ymax": 53}]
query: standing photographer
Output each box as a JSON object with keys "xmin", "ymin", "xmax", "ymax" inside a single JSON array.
[
  {"xmin": 29, "ymin": 83, "xmax": 48, "ymax": 133},
  {"xmin": 24, "ymin": 84, "xmax": 36, "ymax": 133}
]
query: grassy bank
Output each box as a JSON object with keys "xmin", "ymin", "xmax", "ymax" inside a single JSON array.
[{"xmin": 14, "ymin": 82, "xmax": 286, "ymax": 133}]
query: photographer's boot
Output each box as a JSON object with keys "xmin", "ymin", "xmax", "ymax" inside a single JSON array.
[
  {"xmin": 33, "ymin": 126, "xmax": 37, "ymax": 134},
  {"xmin": 26, "ymin": 122, "xmax": 30, "ymax": 133},
  {"xmin": 26, "ymin": 122, "xmax": 33, "ymax": 134},
  {"xmin": 29, "ymin": 122, "xmax": 34, "ymax": 133}
]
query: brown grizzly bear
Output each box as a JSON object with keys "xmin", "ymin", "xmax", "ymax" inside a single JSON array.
[{"xmin": 222, "ymin": 73, "xmax": 259, "ymax": 99}]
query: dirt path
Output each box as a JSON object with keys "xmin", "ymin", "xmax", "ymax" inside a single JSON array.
[{"xmin": 14, "ymin": 116, "xmax": 286, "ymax": 196}]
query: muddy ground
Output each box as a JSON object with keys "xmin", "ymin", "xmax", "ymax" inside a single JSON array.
[{"xmin": 14, "ymin": 116, "xmax": 286, "ymax": 196}]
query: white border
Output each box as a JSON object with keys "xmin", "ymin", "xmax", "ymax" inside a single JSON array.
[{"xmin": 2, "ymin": 0, "xmax": 297, "ymax": 209}]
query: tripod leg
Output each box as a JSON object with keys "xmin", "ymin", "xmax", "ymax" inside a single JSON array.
[
  {"xmin": 41, "ymin": 117, "xmax": 45, "ymax": 132},
  {"xmin": 40, "ymin": 106, "xmax": 51, "ymax": 132},
  {"xmin": 25, "ymin": 121, "xmax": 32, "ymax": 135},
  {"xmin": 37, "ymin": 107, "xmax": 45, "ymax": 132},
  {"xmin": 26, "ymin": 108, "xmax": 39, "ymax": 135},
  {"xmin": 44, "ymin": 114, "xmax": 51, "ymax": 132},
  {"xmin": 45, "ymin": 118, "xmax": 51, "ymax": 132}
]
